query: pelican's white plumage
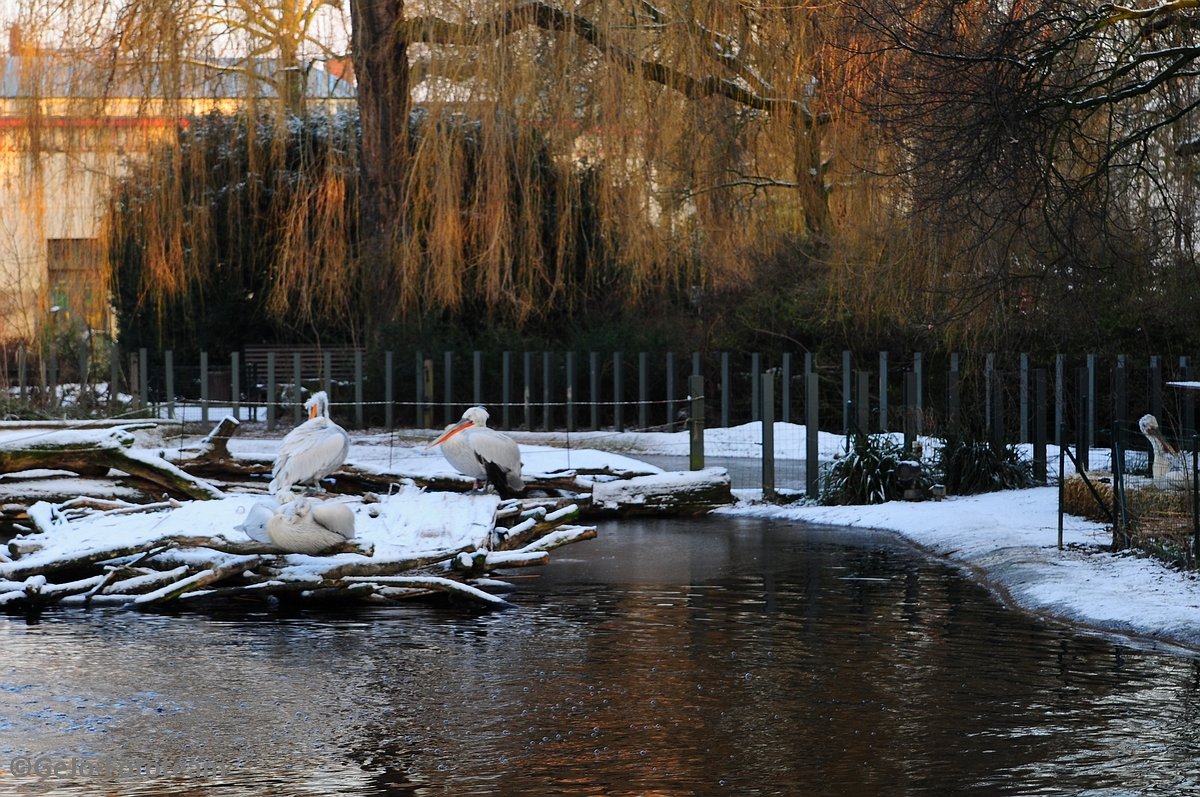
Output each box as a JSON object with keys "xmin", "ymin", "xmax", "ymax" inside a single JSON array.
[
  {"xmin": 437, "ymin": 421, "xmax": 488, "ymax": 483},
  {"xmin": 270, "ymin": 391, "xmax": 350, "ymax": 496},
  {"xmin": 428, "ymin": 406, "xmax": 525, "ymax": 498},
  {"xmin": 264, "ymin": 497, "xmax": 356, "ymax": 554}
]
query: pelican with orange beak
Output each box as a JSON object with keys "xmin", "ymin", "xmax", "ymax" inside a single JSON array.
[
  {"xmin": 428, "ymin": 406, "xmax": 525, "ymax": 499},
  {"xmin": 269, "ymin": 390, "xmax": 350, "ymax": 497}
]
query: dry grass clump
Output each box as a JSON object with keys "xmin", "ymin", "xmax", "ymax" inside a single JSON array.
[
  {"xmin": 1064, "ymin": 472, "xmax": 1196, "ymax": 564},
  {"xmin": 1062, "ymin": 472, "xmax": 1115, "ymax": 522}
]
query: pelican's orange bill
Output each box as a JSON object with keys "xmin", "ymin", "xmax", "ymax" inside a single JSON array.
[
  {"xmin": 426, "ymin": 420, "xmax": 472, "ymax": 449},
  {"xmin": 309, "ymin": 402, "xmax": 319, "ymax": 419}
]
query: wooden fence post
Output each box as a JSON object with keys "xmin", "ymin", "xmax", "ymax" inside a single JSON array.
[
  {"xmin": 107, "ymin": 343, "xmax": 118, "ymax": 409},
  {"xmin": 354, "ymin": 350, "xmax": 364, "ymax": 429},
  {"xmin": 985, "ymin": 352, "xmax": 994, "ymax": 436},
  {"xmin": 948, "ymin": 354, "xmax": 960, "ymax": 433},
  {"xmin": 1182, "ymin": 356, "xmax": 1194, "ymax": 438},
  {"xmin": 751, "ymin": 352, "xmax": 762, "ymax": 423},
  {"xmin": 721, "ymin": 352, "xmax": 730, "ymax": 428},
  {"xmin": 230, "ymin": 351, "xmax": 240, "ymax": 420},
  {"xmin": 782, "ymin": 352, "xmax": 792, "ymax": 425},
  {"xmin": 666, "ymin": 351, "xmax": 676, "ymax": 428},
  {"xmin": 422, "ymin": 356, "xmax": 434, "ymax": 429},
  {"xmin": 293, "ymin": 352, "xmax": 302, "ymax": 426},
  {"xmin": 384, "ymin": 351, "xmax": 394, "ymax": 432},
  {"xmin": 762, "ymin": 371, "xmax": 775, "ymax": 501},
  {"xmin": 589, "ymin": 351, "xmax": 600, "ymax": 431},
  {"xmin": 1055, "ymin": 353, "xmax": 1065, "ymax": 446},
  {"xmin": 639, "ymin": 352, "xmax": 649, "ymax": 430},
  {"xmin": 266, "ymin": 352, "xmax": 276, "ymax": 431},
  {"xmin": 543, "ymin": 351, "xmax": 553, "ymax": 432},
  {"xmin": 806, "ymin": 370, "xmax": 819, "ymax": 500},
  {"xmin": 1087, "ymin": 353, "xmax": 1097, "ymax": 447},
  {"xmin": 1076, "ymin": 367, "xmax": 1089, "ymax": 472},
  {"xmin": 689, "ymin": 374, "xmax": 704, "ymax": 471},
  {"xmin": 443, "ymin": 351, "xmax": 454, "ymax": 426},
  {"xmin": 503, "ymin": 351, "xmax": 513, "ymax": 429},
  {"xmin": 1034, "ymin": 368, "xmax": 1047, "ymax": 483},
  {"xmin": 473, "ymin": 351, "xmax": 483, "ymax": 406},
  {"xmin": 200, "ymin": 351, "xmax": 209, "ymax": 424},
  {"xmin": 879, "ymin": 351, "xmax": 889, "ymax": 433},
  {"xmin": 1020, "ymin": 353, "xmax": 1030, "ymax": 443},
  {"xmin": 613, "ymin": 351, "xmax": 624, "ymax": 431},
  {"xmin": 914, "ymin": 352, "xmax": 924, "ymax": 431},
  {"xmin": 856, "ymin": 370, "xmax": 869, "ymax": 434},
  {"xmin": 138, "ymin": 347, "xmax": 148, "ymax": 412},
  {"xmin": 17, "ymin": 344, "xmax": 26, "ymax": 403},
  {"xmin": 523, "ymin": 351, "xmax": 533, "ymax": 430},
  {"xmin": 1149, "ymin": 355, "xmax": 1161, "ymax": 427},
  {"xmin": 164, "ymin": 350, "xmax": 175, "ymax": 420},
  {"xmin": 566, "ymin": 352, "xmax": 576, "ymax": 432},
  {"xmin": 904, "ymin": 371, "xmax": 917, "ymax": 454},
  {"xmin": 842, "ymin": 350, "xmax": 851, "ymax": 435}
]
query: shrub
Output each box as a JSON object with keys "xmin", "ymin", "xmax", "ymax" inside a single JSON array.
[
  {"xmin": 820, "ymin": 433, "xmax": 920, "ymax": 505},
  {"xmin": 933, "ymin": 436, "xmax": 1035, "ymax": 495}
]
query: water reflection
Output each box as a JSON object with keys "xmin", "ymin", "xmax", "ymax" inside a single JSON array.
[{"xmin": 0, "ymin": 516, "xmax": 1198, "ymax": 795}]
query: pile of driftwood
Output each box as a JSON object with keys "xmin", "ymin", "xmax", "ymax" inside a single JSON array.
[
  {"xmin": 0, "ymin": 417, "xmax": 732, "ymax": 612},
  {"xmin": 0, "ymin": 494, "xmax": 593, "ymax": 611},
  {"xmin": 0, "ymin": 418, "xmax": 732, "ymax": 536}
]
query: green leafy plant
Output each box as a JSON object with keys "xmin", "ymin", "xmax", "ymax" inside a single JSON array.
[
  {"xmin": 820, "ymin": 433, "xmax": 921, "ymax": 505},
  {"xmin": 932, "ymin": 436, "xmax": 1035, "ymax": 495}
]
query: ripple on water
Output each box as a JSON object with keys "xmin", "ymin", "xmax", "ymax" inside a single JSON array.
[{"xmin": 0, "ymin": 516, "xmax": 1198, "ymax": 796}]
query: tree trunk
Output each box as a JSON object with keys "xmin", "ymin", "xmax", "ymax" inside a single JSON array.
[{"xmin": 349, "ymin": 0, "xmax": 411, "ymax": 324}]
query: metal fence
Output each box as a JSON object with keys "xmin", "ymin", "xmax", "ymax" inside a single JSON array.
[
  {"xmin": 7, "ymin": 346, "xmax": 1199, "ymax": 442},
  {"xmin": 11, "ymin": 341, "xmax": 1200, "ymax": 561}
]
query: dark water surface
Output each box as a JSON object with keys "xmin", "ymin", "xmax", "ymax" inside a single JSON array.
[{"xmin": 2, "ymin": 516, "xmax": 1199, "ymax": 796}]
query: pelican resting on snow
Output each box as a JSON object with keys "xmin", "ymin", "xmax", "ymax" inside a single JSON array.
[
  {"xmin": 262, "ymin": 497, "xmax": 356, "ymax": 555},
  {"xmin": 1138, "ymin": 414, "xmax": 1190, "ymax": 487},
  {"xmin": 234, "ymin": 500, "xmax": 277, "ymax": 544},
  {"xmin": 427, "ymin": 406, "xmax": 525, "ymax": 499},
  {"xmin": 270, "ymin": 391, "xmax": 350, "ymax": 497}
]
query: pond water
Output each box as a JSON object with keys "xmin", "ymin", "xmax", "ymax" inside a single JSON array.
[{"xmin": 1, "ymin": 516, "xmax": 1199, "ymax": 796}]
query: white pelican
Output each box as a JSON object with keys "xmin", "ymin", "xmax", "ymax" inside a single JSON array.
[
  {"xmin": 427, "ymin": 406, "xmax": 525, "ymax": 498},
  {"xmin": 1138, "ymin": 414, "xmax": 1190, "ymax": 486},
  {"xmin": 269, "ymin": 391, "xmax": 350, "ymax": 497},
  {"xmin": 264, "ymin": 497, "xmax": 356, "ymax": 555}
]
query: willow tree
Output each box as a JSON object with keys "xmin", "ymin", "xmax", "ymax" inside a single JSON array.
[
  {"xmin": 839, "ymin": 0, "xmax": 1200, "ymax": 354},
  {"xmin": 25, "ymin": 0, "xmax": 913, "ymax": 349},
  {"xmin": 344, "ymin": 0, "xmax": 882, "ymax": 333}
]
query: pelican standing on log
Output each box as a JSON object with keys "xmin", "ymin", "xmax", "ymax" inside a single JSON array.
[
  {"xmin": 428, "ymin": 406, "xmax": 525, "ymax": 499},
  {"xmin": 270, "ymin": 391, "xmax": 350, "ymax": 497}
]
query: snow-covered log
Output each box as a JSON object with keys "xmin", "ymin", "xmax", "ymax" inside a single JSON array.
[
  {"xmin": 0, "ymin": 487, "xmax": 596, "ymax": 611},
  {"xmin": 589, "ymin": 468, "xmax": 733, "ymax": 516},
  {"xmin": 0, "ymin": 425, "xmax": 224, "ymax": 500}
]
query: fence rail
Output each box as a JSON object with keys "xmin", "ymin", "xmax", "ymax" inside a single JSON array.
[
  {"xmin": 9, "ymin": 342, "xmax": 1200, "ymax": 564},
  {"xmin": 6, "ymin": 346, "xmax": 1199, "ymax": 449}
]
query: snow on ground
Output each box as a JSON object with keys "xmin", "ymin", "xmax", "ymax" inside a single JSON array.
[{"xmin": 1, "ymin": 414, "xmax": 1194, "ymax": 652}]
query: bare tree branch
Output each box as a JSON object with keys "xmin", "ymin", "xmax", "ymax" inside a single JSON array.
[{"xmin": 400, "ymin": 2, "xmax": 827, "ymax": 126}]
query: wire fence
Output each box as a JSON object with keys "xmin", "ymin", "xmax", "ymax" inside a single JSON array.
[
  {"xmin": 6, "ymin": 345, "xmax": 1200, "ymax": 453},
  {"xmin": 10, "ymin": 342, "xmax": 1200, "ymax": 564}
]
